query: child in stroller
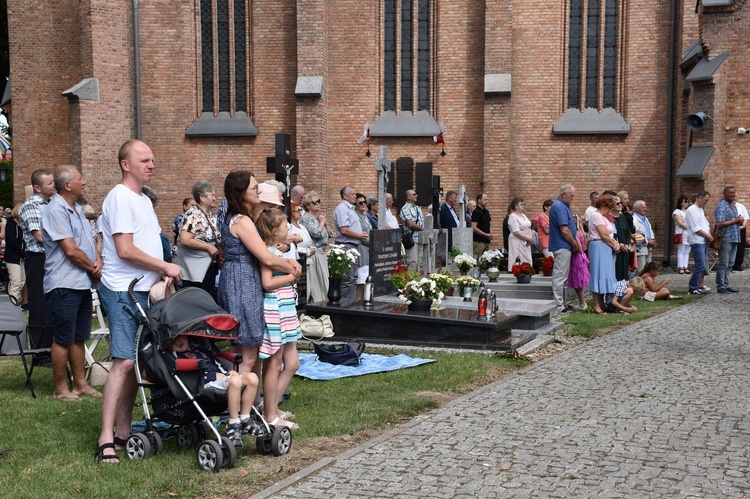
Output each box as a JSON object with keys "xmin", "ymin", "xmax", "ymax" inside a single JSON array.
[{"xmin": 167, "ymin": 334, "xmax": 265, "ymax": 447}]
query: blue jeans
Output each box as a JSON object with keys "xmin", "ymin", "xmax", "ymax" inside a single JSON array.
[
  {"xmin": 716, "ymin": 241, "xmax": 738, "ymax": 292},
  {"xmin": 689, "ymin": 243, "xmax": 708, "ymax": 292}
]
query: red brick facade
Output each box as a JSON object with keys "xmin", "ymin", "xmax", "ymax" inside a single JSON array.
[{"xmin": 7, "ymin": 1, "xmax": 748, "ymax": 260}]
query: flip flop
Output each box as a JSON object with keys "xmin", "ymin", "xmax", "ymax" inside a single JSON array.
[
  {"xmin": 591, "ymin": 309, "xmax": 607, "ymax": 315},
  {"xmin": 73, "ymin": 387, "xmax": 103, "ymax": 398},
  {"xmin": 52, "ymin": 393, "xmax": 81, "ymax": 402}
]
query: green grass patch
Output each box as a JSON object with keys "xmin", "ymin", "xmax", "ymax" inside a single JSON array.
[
  {"xmin": 0, "ymin": 348, "xmax": 526, "ymax": 497},
  {"xmin": 561, "ymin": 291, "xmax": 701, "ymax": 337}
]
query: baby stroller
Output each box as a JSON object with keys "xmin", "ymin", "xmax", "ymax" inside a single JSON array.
[{"xmin": 124, "ymin": 277, "xmax": 292, "ymax": 471}]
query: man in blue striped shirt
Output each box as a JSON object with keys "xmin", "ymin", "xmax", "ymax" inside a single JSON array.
[{"xmin": 714, "ymin": 185, "xmax": 744, "ymax": 293}]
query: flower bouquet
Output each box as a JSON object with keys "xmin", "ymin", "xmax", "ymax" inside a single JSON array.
[
  {"xmin": 327, "ymin": 244, "xmax": 360, "ymax": 279},
  {"xmin": 542, "ymin": 255, "xmax": 555, "ymax": 276},
  {"xmin": 389, "ymin": 260, "xmax": 419, "ymax": 291},
  {"xmin": 428, "ymin": 270, "xmax": 456, "ymax": 294},
  {"xmin": 479, "ymin": 249, "xmax": 504, "ymax": 269},
  {"xmin": 398, "ymin": 278, "xmax": 444, "ymax": 305},
  {"xmin": 448, "ymin": 246, "xmax": 462, "ymax": 258},
  {"xmin": 455, "ymin": 275, "xmax": 480, "ymax": 293},
  {"xmin": 453, "ymin": 253, "xmax": 477, "ymax": 273}
]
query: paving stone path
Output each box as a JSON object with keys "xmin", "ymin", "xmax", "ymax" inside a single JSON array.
[{"xmin": 255, "ymin": 271, "xmax": 750, "ymax": 498}]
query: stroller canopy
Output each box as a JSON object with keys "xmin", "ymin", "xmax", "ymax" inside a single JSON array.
[{"xmin": 147, "ymin": 288, "xmax": 240, "ymax": 346}]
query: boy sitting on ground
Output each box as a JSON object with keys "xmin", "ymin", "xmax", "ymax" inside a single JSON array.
[
  {"xmin": 603, "ymin": 276, "xmax": 646, "ymax": 314},
  {"xmin": 168, "ymin": 335, "xmax": 264, "ymax": 447}
]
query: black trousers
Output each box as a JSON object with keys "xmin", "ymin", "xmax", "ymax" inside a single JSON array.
[
  {"xmin": 24, "ymin": 252, "xmax": 53, "ymax": 364},
  {"xmin": 733, "ymin": 228, "xmax": 746, "ymax": 270}
]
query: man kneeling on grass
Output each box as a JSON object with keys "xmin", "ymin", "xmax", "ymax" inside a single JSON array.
[{"xmin": 602, "ymin": 276, "xmax": 646, "ymax": 314}]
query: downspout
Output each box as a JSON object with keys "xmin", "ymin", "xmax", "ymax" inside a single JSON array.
[
  {"xmin": 664, "ymin": 0, "xmax": 677, "ymax": 265},
  {"xmin": 133, "ymin": 0, "xmax": 142, "ymax": 139}
]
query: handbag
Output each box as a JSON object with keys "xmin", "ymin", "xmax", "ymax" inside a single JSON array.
[
  {"xmin": 299, "ymin": 313, "xmax": 334, "ymax": 339},
  {"xmin": 673, "ymin": 233, "xmax": 683, "ymax": 245},
  {"xmin": 709, "ymin": 226, "xmax": 723, "ymax": 251},
  {"xmin": 401, "ymin": 231, "xmax": 415, "ymax": 249},
  {"xmin": 313, "ymin": 339, "xmax": 365, "ymax": 367}
]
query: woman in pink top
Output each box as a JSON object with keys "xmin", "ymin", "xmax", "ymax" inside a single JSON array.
[
  {"xmin": 531, "ymin": 199, "xmax": 553, "ymax": 258},
  {"xmin": 588, "ymin": 194, "xmax": 628, "ymax": 314}
]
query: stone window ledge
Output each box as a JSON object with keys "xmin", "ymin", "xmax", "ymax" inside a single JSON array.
[
  {"xmin": 553, "ymin": 108, "xmax": 630, "ymax": 135},
  {"xmin": 370, "ymin": 110, "xmax": 440, "ymax": 137},
  {"xmin": 185, "ymin": 111, "xmax": 258, "ymax": 137}
]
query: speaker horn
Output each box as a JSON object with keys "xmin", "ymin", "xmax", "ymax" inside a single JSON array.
[{"xmin": 686, "ymin": 112, "xmax": 713, "ymax": 131}]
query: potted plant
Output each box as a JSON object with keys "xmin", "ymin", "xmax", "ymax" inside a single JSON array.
[
  {"xmin": 398, "ymin": 277, "xmax": 444, "ymax": 311},
  {"xmin": 479, "ymin": 249, "xmax": 504, "ymax": 281},
  {"xmin": 389, "ymin": 260, "xmax": 419, "ymax": 292},
  {"xmin": 428, "ymin": 270, "xmax": 456, "ymax": 295},
  {"xmin": 453, "ymin": 253, "xmax": 477, "ymax": 275},
  {"xmin": 448, "ymin": 246, "xmax": 462, "ymax": 259},
  {"xmin": 511, "ymin": 261, "xmax": 535, "ymax": 284},
  {"xmin": 327, "ymin": 244, "xmax": 360, "ymax": 305},
  {"xmin": 455, "ymin": 275, "xmax": 480, "ymax": 294},
  {"xmin": 542, "ymin": 255, "xmax": 555, "ymax": 276}
]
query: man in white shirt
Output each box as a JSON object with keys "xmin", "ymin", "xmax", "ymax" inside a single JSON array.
[
  {"xmin": 384, "ymin": 193, "xmax": 399, "ymax": 229},
  {"xmin": 732, "ymin": 200, "xmax": 748, "ymax": 271},
  {"xmin": 685, "ymin": 191, "xmax": 713, "ymax": 295},
  {"xmin": 95, "ymin": 140, "xmax": 183, "ymax": 464}
]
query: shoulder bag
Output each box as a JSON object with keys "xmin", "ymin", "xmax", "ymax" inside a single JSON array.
[
  {"xmin": 709, "ymin": 226, "xmax": 723, "ymax": 251},
  {"xmin": 313, "ymin": 339, "xmax": 365, "ymax": 367},
  {"xmin": 299, "ymin": 314, "xmax": 334, "ymax": 339}
]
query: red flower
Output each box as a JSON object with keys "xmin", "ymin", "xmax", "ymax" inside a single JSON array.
[
  {"xmin": 511, "ymin": 261, "xmax": 535, "ymax": 277},
  {"xmin": 542, "ymin": 256, "xmax": 555, "ymax": 276}
]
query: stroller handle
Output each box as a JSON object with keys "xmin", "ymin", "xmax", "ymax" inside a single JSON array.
[{"xmin": 128, "ymin": 275, "xmax": 145, "ymax": 304}]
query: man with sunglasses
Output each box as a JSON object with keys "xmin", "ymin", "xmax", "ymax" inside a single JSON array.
[{"xmin": 334, "ymin": 185, "xmax": 366, "ymax": 300}]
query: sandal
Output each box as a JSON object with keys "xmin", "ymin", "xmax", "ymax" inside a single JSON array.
[
  {"xmin": 94, "ymin": 443, "xmax": 120, "ymax": 464},
  {"xmin": 278, "ymin": 410, "xmax": 296, "ymax": 421},
  {"xmin": 270, "ymin": 417, "xmax": 299, "ymax": 430},
  {"xmin": 668, "ymin": 295, "xmax": 683, "ymax": 300},
  {"xmin": 113, "ymin": 436, "xmax": 129, "ymax": 450},
  {"xmin": 241, "ymin": 419, "xmax": 266, "ymax": 437},
  {"xmin": 52, "ymin": 393, "xmax": 81, "ymax": 402}
]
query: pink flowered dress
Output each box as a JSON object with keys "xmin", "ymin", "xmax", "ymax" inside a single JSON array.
[{"xmin": 568, "ymin": 232, "xmax": 590, "ymax": 289}]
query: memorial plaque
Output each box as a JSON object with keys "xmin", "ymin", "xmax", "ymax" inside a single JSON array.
[{"xmin": 369, "ymin": 228, "xmax": 403, "ymax": 296}]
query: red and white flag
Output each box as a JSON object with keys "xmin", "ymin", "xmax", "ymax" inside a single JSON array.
[
  {"xmin": 357, "ymin": 120, "xmax": 371, "ymax": 144},
  {"xmin": 433, "ymin": 119, "xmax": 445, "ymax": 144}
]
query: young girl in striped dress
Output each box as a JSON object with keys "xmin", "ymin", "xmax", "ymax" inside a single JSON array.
[{"xmin": 256, "ymin": 209, "xmax": 301, "ymax": 430}]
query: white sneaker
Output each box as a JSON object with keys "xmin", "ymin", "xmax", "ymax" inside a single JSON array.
[{"xmin": 700, "ymin": 285, "xmax": 711, "ymax": 291}]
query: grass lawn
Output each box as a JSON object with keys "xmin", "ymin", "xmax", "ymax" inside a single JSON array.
[{"xmin": 0, "ymin": 291, "xmax": 698, "ymax": 497}]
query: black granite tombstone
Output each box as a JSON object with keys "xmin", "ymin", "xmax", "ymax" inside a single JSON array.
[{"xmin": 368, "ymin": 228, "xmax": 403, "ymax": 296}]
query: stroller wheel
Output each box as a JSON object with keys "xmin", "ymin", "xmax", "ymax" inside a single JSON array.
[
  {"xmin": 220, "ymin": 436, "xmax": 237, "ymax": 469},
  {"xmin": 152, "ymin": 432, "xmax": 164, "ymax": 455},
  {"xmin": 196, "ymin": 440, "xmax": 223, "ymax": 472},
  {"xmin": 177, "ymin": 424, "xmax": 200, "ymax": 449},
  {"xmin": 125, "ymin": 433, "xmax": 153, "ymax": 460},
  {"xmin": 256, "ymin": 435, "xmax": 273, "ymax": 455},
  {"xmin": 271, "ymin": 426, "xmax": 293, "ymax": 456}
]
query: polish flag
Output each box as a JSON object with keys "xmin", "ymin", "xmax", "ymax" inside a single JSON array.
[
  {"xmin": 433, "ymin": 119, "xmax": 445, "ymax": 144},
  {"xmin": 357, "ymin": 121, "xmax": 371, "ymax": 144}
]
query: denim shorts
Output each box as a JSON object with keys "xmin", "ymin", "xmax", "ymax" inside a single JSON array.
[
  {"xmin": 46, "ymin": 288, "xmax": 92, "ymax": 346},
  {"xmin": 99, "ymin": 284, "xmax": 150, "ymax": 360}
]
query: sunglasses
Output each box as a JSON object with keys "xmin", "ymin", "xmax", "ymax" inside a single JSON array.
[
  {"xmin": 616, "ymin": 202, "xmax": 622, "ymax": 205},
  {"xmin": 356, "ymin": 201, "xmax": 366, "ymax": 205},
  {"xmin": 310, "ymin": 199, "xmax": 321, "ymax": 205}
]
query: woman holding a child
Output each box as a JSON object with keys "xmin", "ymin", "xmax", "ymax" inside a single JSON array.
[{"xmin": 217, "ymin": 172, "xmax": 301, "ymax": 386}]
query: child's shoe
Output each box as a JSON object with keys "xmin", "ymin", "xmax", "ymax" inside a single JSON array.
[
  {"xmin": 226, "ymin": 423, "xmax": 243, "ymax": 448},
  {"xmin": 241, "ymin": 418, "xmax": 266, "ymax": 437}
]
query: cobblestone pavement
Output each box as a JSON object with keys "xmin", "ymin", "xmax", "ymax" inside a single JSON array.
[{"xmin": 255, "ymin": 270, "xmax": 750, "ymax": 498}]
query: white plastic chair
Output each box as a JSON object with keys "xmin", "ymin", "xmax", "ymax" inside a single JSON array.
[{"xmin": 85, "ymin": 289, "xmax": 110, "ymax": 368}]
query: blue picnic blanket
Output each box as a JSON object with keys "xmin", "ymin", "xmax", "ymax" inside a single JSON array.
[{"xmin": 295, "ymin": 353, "xmax": 436, "ymax": 381}]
